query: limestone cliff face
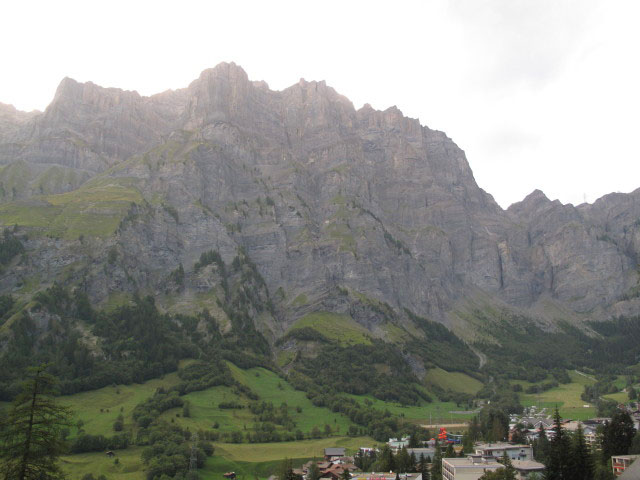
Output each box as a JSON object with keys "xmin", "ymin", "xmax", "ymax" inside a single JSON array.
[{"xmin": 0, "ymin": 62, "xmax": 638, "ymax": 333}]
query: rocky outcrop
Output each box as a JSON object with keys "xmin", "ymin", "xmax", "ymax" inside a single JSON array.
[{"xmin": 0, "ymin": 62, "xmax": 639, "ymax": 336}]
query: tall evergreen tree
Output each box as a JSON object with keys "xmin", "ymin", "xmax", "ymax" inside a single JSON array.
[
  {"xmin": 431, "ymin": 439, "xmax": 443, "ymax": 480},
  {"xmin": 533, "ymin": 424, "xmax": 549, "ymax": 464},
  {"xmin": 444, "ymin": 442, "xmax": 455, "ymax": 458},
  {"xmin": 418, "ymin": 453, "xmax": 429, "ymax": 480},
  {"xmin": 462, "ymin": 431, "xmax": 474, "ymax": 453},
  {"xmin": 469, "ymin": 416, "xmax": 481, "ymax": 442},
  {"xmin": 499, "ymin": 452, "xmax": 517, "ymax": 480},
  {"xmin": 545, "ymin": 407, "xmax": 571, "ymax": 480},
  {"xmin": 601, "ymin": 411, "xmax": 637, "ymax": 462},
  {"xmin": 376, "ymin": 445, "xmax": 395, "ymax": 472},
  {"xmin": 308, "ymin": 461, "xmax": 321, "ymax": 480},
  {"xmin": 510, "ymin": 423, "xmax": 527, "ymax": 444},
  {"xmin": 396, "ymin": 446, "xmax": 411, "ymax": 472},
  {"xmin": 630, "ymin": 431, "xmax": 640, "ymax": 454},
  {"xmin": 409, "ymin": 451, "xmax": 417, "ymax": 471},
  {"xmin": 568, "ymin": 424, "xmax": 594, "ymax": 480},
  {"xmin": 0, "ymin": 365, "xmax": 72, "ymax": 480}
]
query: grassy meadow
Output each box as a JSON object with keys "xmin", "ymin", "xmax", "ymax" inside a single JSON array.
[
  {"xmin": 158, "ymin": 364, "xmax": 357, "ymax": 436},
  {"xmin": 49, "ymin": 361, "xmax": 610, "ymax": 478},
  {"xmin": 425, "ymin": 367, "xmax": 483, "ymax": 395},
  {"xmin": 56, "ymin": 361, "xmax": 374, "ymax": 479},
  {"xmin": 519, "ymin": 370, "xmax": 596, "ymax": 420}
]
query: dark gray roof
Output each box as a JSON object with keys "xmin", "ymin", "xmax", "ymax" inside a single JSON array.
[
  {"xmin": 325, "ymin": 448, "xmax": 346, "ymax": 456},
  {"xmin": 620, "ymin": 458, "xmax": 640, "ymax": 479}
]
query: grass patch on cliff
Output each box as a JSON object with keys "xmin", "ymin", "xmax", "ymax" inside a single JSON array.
[
  {"xmin": 425, "ymin": 367, "xmax": 483, "ymax": 395},
  {"xmin": 287, "ymin": 311, "xmax": 372, "ymax": 346},
  {"xmin": 290, "ymin": 293, "xmax": 308, "ymax": 307},
  {"xmin": 325, "ymin": 221, "xmax": 357, "ymax": 255},
  {"xmin": 0, "ymin": 177, "xmax": 143, "ymax": 238}
]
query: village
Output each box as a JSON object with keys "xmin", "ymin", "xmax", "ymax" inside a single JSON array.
[{"xmin": 238, "ymin": 401, "xmax": 640, "ymax": 480}]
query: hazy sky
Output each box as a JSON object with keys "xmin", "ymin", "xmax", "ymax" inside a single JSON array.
[{"xmin": 1, "ymin": 0, "xmax": 638, "ymax": 208}]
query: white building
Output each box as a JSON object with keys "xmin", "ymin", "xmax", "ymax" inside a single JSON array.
[
  {"xmin": 442, "ymin": 457, "xmax": 544, "ymax": 480},
  {"xmin": 442, "ymin": 457, "xmax": 502, "ymax": 480},
  {"xmin": 474, "ymin": 443, "xmax": 533, "ymax": 461}
]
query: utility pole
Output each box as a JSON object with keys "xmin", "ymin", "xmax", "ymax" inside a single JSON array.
[{"xmin": 190, "ymin": 432, "xmax": 199, "ymax": 472}]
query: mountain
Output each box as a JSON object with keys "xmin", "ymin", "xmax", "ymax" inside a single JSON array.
[{"xmin": 1, "ymin": 62, "xmax": 639, "ymax": 391}]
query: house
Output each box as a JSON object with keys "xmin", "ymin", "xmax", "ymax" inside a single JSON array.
[
  {"xmin": 612, "ymin": 455, "xmax": 640, "ymax": 477},
  {"xmin": 359, "ymin": 447, "xmax": 377, "ymax": 455},
  {"xmin": 388, "ymin": 437, "xmax": 411, "ymax": 452},
  {"xmin": 511, "ymin": 460, "xmax": 545, "ymax": 479},
  {"xmin": 442, "ymin": 457, "xmax": 503, "ymax": 480},
  {"xmin": 325, "ymin": 448, "xmax": 346, "ymax": 461},
  {"xmin": 443, "ymin": 457, "xmax": 544, "ymax": 480},
  {"xmin": 321, "ymin": 463, "xmax": 357, "ymax": 480},
  {"xmin": 300, "ymin": 459, "xmax": 356, "ymax": 480},
  {"xmin": 515, "ymin": 417, "xmax": 553, "ymax": 430},
  {"xmin": 474, "ymin": 443, "xmax": 533, "ymax": 461}
]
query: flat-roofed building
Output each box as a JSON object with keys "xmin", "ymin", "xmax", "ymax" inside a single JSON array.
[
  {"xmin": 511, "ymin": 460, "xmax": 545, "ymax": 478},
  {"xmin": 442, "ymin": 457, "xmax": 502, "ymax": 480},
  {"xmin": 474, "ymin": 443, "xmax": 533, "ymax": 461},
  {"xmin": 442, "ymin": 457, "xmax": 544, "ymax": 480},
  {"xmin": 350, "ymin": 472, "xmax": 421, "ymax": 480}
]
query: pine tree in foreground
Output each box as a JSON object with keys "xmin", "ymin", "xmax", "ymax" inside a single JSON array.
[
  {"xmin": 568, "ymin": 423, "xmax": 594, "ymax": 480},
  {"xmin": 0, "ymin": 365, "xmax": 72, "ymax": 480},
  {"xmin": 545, "ymin": 407, "xmax": 571, "ymax": 480}
]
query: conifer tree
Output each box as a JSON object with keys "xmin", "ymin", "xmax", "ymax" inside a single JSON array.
[
  {"xmin": 418, "ymin": 453, "xmax": 429, "ymax": 480},
  {"xmin": 431, "ymin": 439, "xmax": 443, "ymax": 480},
  {"xmin": 462, "ymin": 431, "xmax": 474, "ymax": 453},
  {"xmin": 601, "ymin": 411, "xmax": 636, "ymax": 462},
  {"xmin": 409, "ymin": 451, "xmax": 417, "ymax": 471},
  {"xmin": 499, "ymin": 452, "xmax": 517, "ymax": 480},
  {"xmin": 630, "ymin": 431, "xmax": 640, "ymax": 454},
  {"xmin": 396, "ymin": 446, "xmax": 411, "ymax": 472},
  {"xmin": 376, "ymin": 445, "xmax": 395, "ymax": 472},
  {"xmin": 568, "ymin": 423, "xmax": 594, "ymax": 480},
  {"xmin": 0, "ymin": 365, "xmax": 72, "ymax": 480},
  {"xmin": 469, "ymin": 416, "xmax": 481, "ymax": 442},
  {"xmin": 308, "ymin": 461, "xmax": 321, "ymax": 480},
  {"xmin": 533, "ymin": 424, "xmax": 549, "ymax": 464},
  {"xmin": 444, "ymin": 442, "xmax": 455, "ymax": 458},
  {"xmin": 545, "ymin": 407, "xmax": 571, "ymax": 480}
]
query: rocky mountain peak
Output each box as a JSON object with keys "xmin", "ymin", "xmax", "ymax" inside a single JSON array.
[
  {"xmin": 47, "ymin": 77, "xmax": 142, "ymax": 115},
  {"xmin": 507, "ymin": 189, "xmax": 554, "ymax": 218}
]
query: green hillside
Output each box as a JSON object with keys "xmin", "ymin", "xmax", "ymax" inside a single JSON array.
[
  {"xmin": 55, "ymin": 361, "xmax": 374, "ymax": 479},
  {"xmin": 519, "ymin": 370, "xmax": 597, "ymax": 420}
]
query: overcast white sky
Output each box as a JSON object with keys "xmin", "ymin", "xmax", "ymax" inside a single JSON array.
[{"xmin": 1, "ymin": 0, "xmax": 638, "ymax": 208}]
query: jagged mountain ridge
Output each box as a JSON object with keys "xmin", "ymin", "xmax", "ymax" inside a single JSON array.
[{"xmin": 1, "ymin": 62, "xmax": 639, "ymax": 342}]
